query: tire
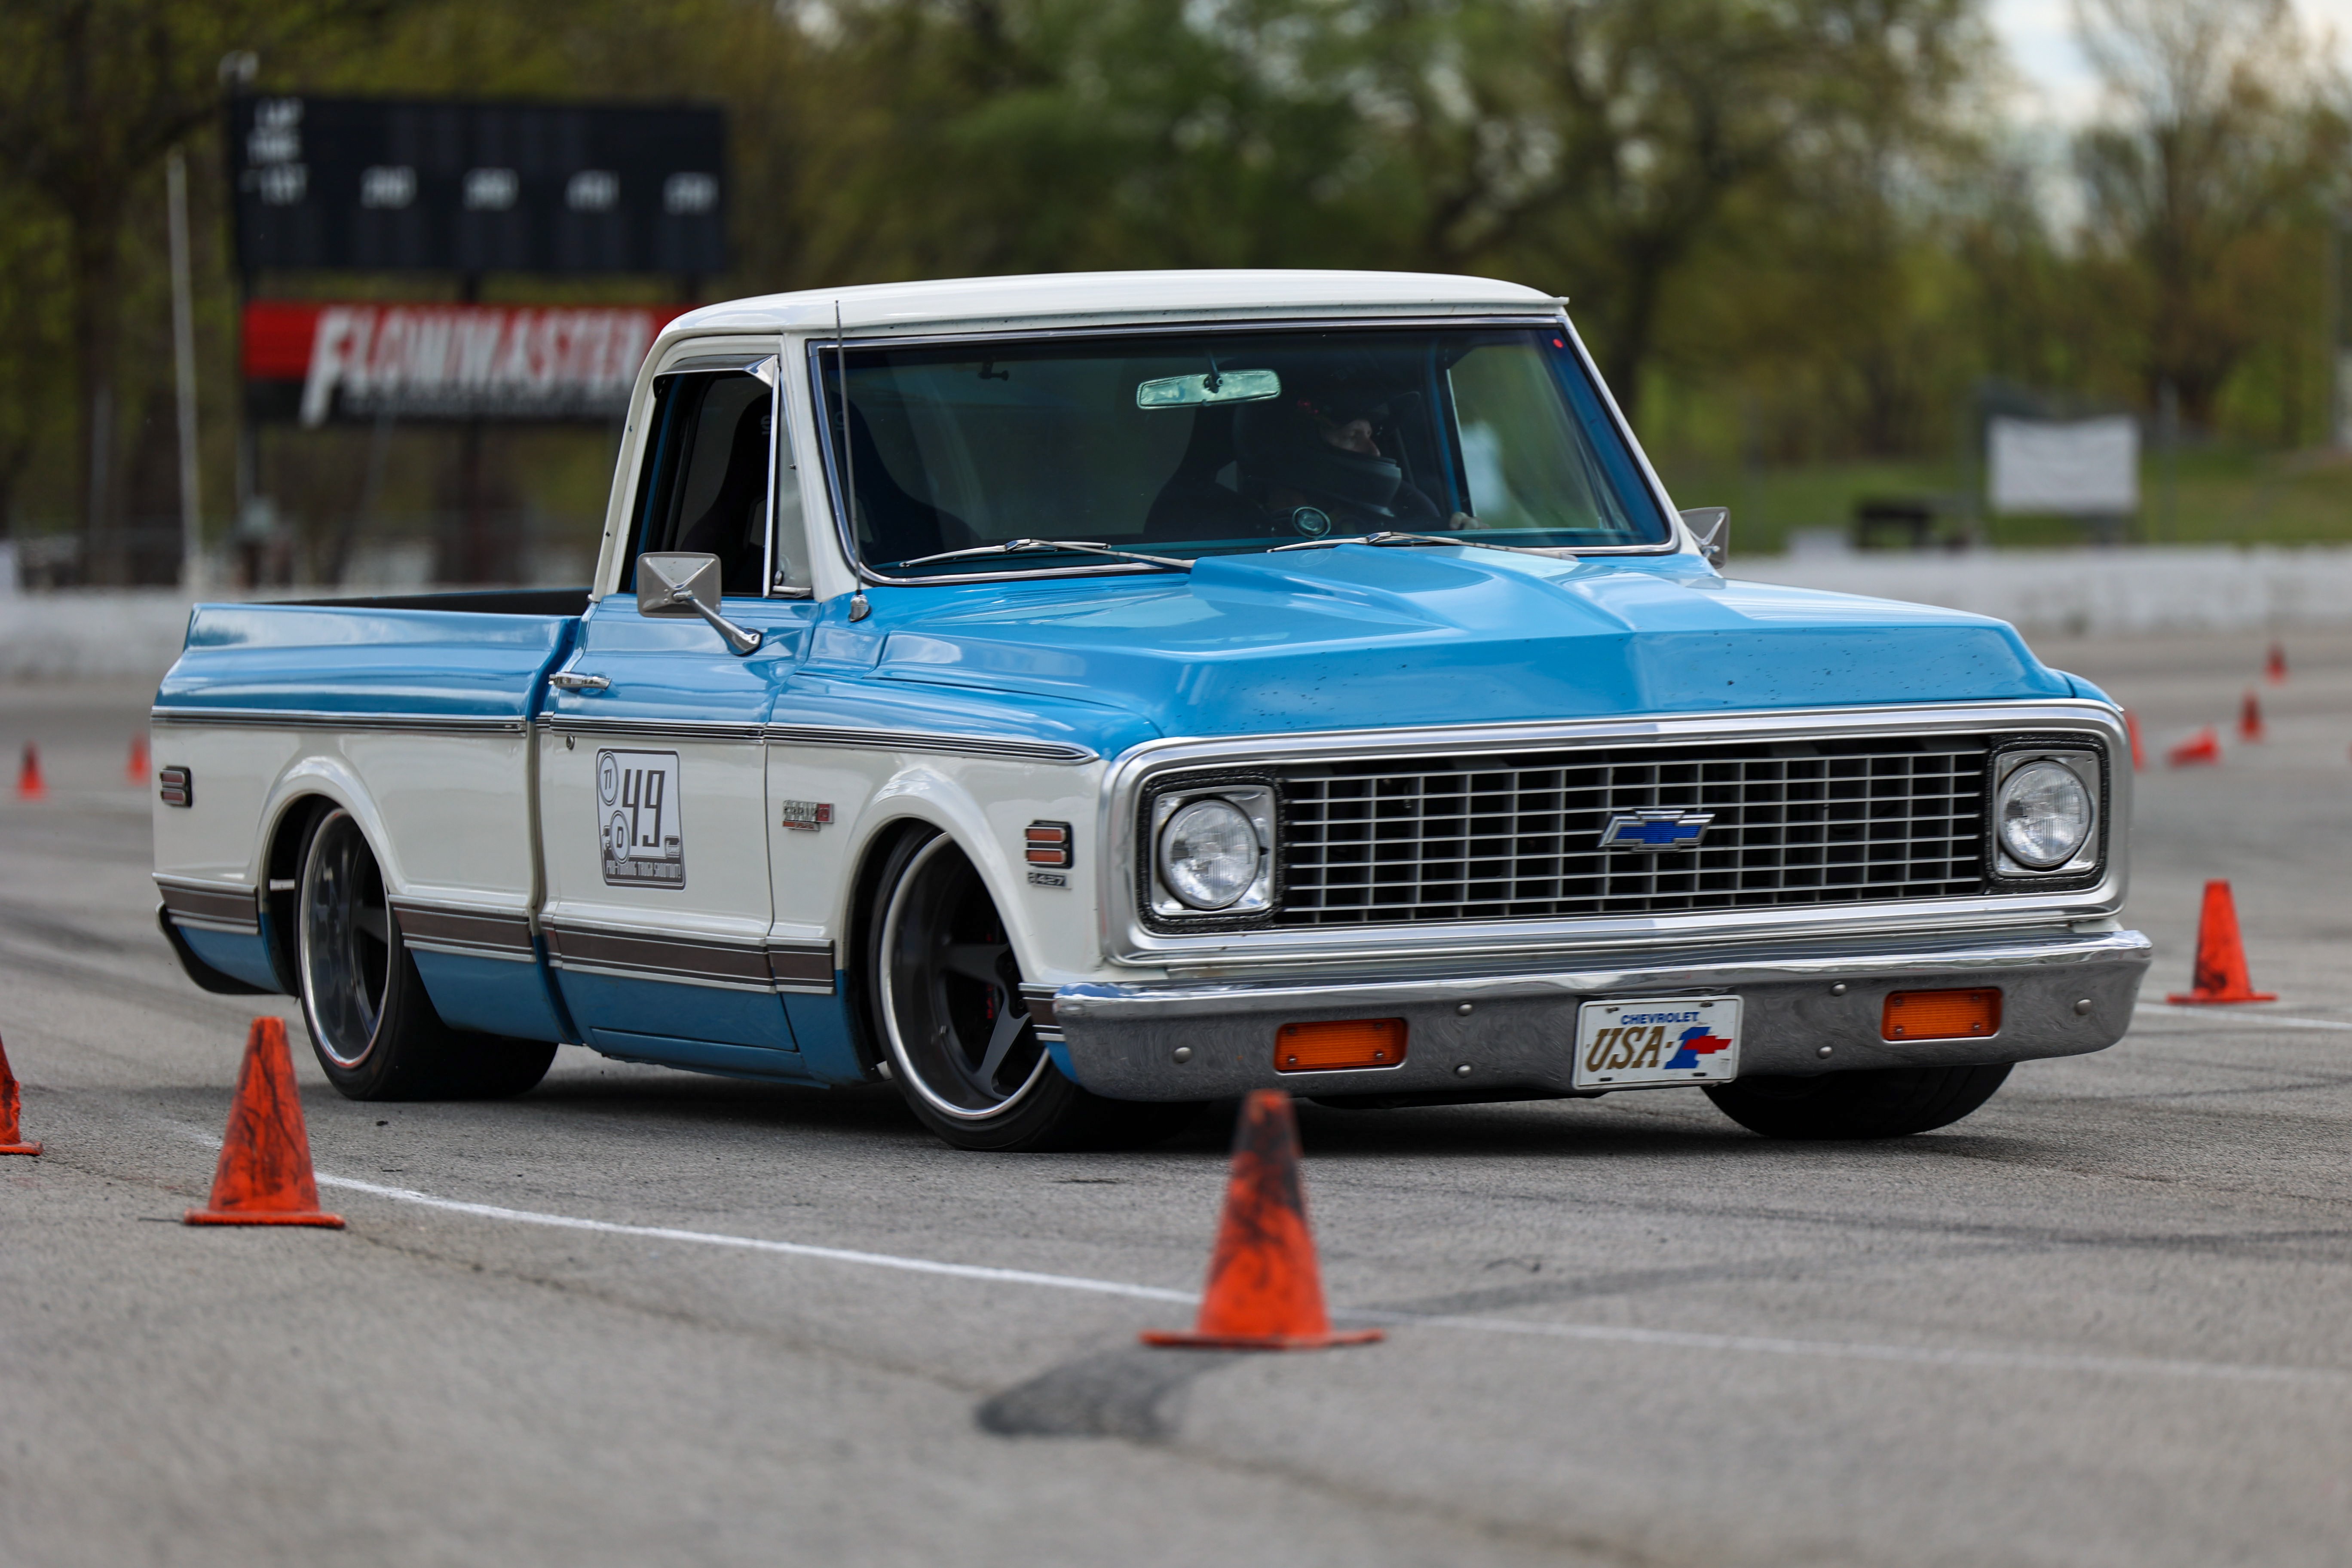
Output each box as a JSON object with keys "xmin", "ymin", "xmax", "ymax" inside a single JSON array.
[
  {"xmin": 1704, "ymin": 1063, "xmax": 2012, "ymax": 1140},
  {"xmin": 866, "ymin": 828, "xmax": 1190, "ymax": 1152},
  {"xmin": 296, "ymin": 807, "xmax": 557, "ymax": 1101}
]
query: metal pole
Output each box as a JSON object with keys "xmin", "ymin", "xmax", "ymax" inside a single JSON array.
[{"xmin": 167, "ymin": 148, "xmax": 204, "ymax": 592}]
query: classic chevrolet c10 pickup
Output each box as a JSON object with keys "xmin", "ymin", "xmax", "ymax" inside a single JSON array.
[{"xmin": 151, "ymin": 270, "xmax": 2150, "ymax": 1149}]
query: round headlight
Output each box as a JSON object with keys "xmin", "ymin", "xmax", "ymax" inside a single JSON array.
[
  {"xmin": 1158, "ymin": 797, "xmax": 1262, "ymax": 910},
  {"xmin": 1997, "ymin": 760, "xmax": 2092, "ymax": 869}
]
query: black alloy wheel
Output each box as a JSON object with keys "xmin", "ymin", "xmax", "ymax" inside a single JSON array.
[
  {"xmin": 867, "ymin": 828, "xmax": 1191, "ymax": 1152},
  {"xmin": 296, "ymin": 806, "xmax": 556, "ymax": 1100}
]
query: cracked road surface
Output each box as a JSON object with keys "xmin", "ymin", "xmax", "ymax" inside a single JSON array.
[{"xmin": 6, "ymin": 636, "xmax": 2352, "ymax": 1567}]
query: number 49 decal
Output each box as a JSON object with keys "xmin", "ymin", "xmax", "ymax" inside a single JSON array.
[{"xmin": 597, "ymin": 749, "xmax": 686, "ymax": 888}]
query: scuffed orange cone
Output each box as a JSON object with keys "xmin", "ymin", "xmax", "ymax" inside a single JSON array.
[
  {"xmin": 2124, "ymin": 709, "xmax": 2147, "ymax": 772},
  {"xmin": 185, "ymin": 1017, "xmax": 344, "ymax": 1227},
  {"xmin": 2267, "ymin": 642, "xmax": 2288, "ymax": 684},
  {"xmin": 2168, "ymin": 727, "xmax": 2223, "ymax": 767},
  {"xmin": 15, "ymin": 744, "xmax": 45, "ymax": 801},
  {"xmin": 2239, "ymin": 690, "xmax": 2265, "ymax": 742},
  {"xmin": 0, "ymin": 1033, "xmax": 40, "ymax": 1155},
  {"xmin": 126, "ymin": 733, "xmax": 149, "ymax": 785},
  {"xmin": 2167, "ymin": 880, "xmax": 2277, "ymax": 1005},
  {"xmin": 1142, "ymin": 1090, "xmax": 1381, "ymax": 1351}
]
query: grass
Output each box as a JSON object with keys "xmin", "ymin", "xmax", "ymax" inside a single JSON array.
[{"xmin": 1650, "ymin": 446, "xmax": 2352, "ymax": 555}]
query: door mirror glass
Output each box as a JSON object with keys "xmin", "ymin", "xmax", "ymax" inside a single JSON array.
[{"xmin": 637, "ymin": 552, "xmax": 724, "ymax": 617}]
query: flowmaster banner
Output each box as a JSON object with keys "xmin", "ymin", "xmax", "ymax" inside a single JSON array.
[{"xmin": 243, "ymin": 300, "xmax": 688, "ymax": 426}]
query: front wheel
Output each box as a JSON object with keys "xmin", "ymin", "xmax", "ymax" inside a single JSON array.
[
  {"xmin": 867, "ymin": 830, "xmax": 1188, "ymax": 1152},
  {"xmin": 297, "ymin": 807, "xmax": 556, "ymax": 1100},
  {"xmin": 1703, "ymin": 1063, "xmax": 2012, "ymax": 1140}
]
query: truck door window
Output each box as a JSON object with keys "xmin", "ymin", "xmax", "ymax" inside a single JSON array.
[{"xmin": 626, "ymin": 370, "xmax": 772, "ymax": 596}]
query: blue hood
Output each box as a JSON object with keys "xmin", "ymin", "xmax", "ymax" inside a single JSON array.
[{"xmin": 800, "ymin": 546, "xmax": 2070, "ymax": 755}]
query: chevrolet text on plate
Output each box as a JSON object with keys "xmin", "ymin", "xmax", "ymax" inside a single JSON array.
[{"xmin": 148, "ymin": 270, "xmax": 2147, "ymax": 1149}]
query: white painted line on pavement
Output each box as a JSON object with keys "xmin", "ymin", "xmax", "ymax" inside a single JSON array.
[
  {"xmin": 311, "ymin": 1170, "xmax": 1198, "ymax": 1305},
  {"xmin": 298, "ymin": 1158, "xmax": 2352, "ymax": 1392},
  {"xmin": 2133, "ymin": 1005, "xmax": 2352, "ymax": 1032}
]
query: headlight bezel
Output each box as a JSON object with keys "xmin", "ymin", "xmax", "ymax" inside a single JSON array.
[
  {"xmin": 1144, "ymin": 780, "xmax": 1277, "ymax": 922},
  {"xmin": 1988, "ymin": 742, "xmax": 2104, "ymax": 882}
]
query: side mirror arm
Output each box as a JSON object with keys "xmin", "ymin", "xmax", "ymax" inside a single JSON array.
[
  {"xmin": 661, "ymin": 583, "xmax": 763, "ymax": 656},
  {"xmin": 1679, "ymin": 506, "xmax": 1729, "ymax": 570}
]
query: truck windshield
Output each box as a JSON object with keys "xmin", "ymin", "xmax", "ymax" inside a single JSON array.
[{"xmin": 815, "ymin": 325, "xmax": 1669, "ymax": 578}]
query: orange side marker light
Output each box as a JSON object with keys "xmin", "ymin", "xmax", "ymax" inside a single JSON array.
[
  {"xmin": 1883, "ymin": 989, "xmax": 2003, "ymax": 1041},
  {"xmin": 1274, "ymin": 1018, "xmax": 1406, "ymax": 1073}
]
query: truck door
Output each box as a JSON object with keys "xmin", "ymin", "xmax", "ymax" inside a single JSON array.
[{"xmin": 538, "ymin": 357, "xmax": 820, "ymax": 1079}]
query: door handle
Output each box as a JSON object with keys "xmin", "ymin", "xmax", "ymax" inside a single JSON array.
[{"xmin": 549, "ymin": 672, "xmax": 611, "ymax": 691}]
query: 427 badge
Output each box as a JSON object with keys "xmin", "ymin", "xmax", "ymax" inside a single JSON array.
[{"xmin": 598, "ymin": 749, "xmax": 686, "ymax": 888}]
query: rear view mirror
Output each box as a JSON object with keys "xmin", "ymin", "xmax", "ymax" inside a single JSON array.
[
  {"xmin": 1679, "ymin": 506, "xmax": 1729, "ymax": 570},
  {"xmin": 637, "ymin": 552, "xmax": 724, "ymax": 616},
  {"xmin": 1136, "ymin": 368, "xmax": 1280, "ymax": 410},
  {"xmin": 636, "ymin": 552, "xmax": 763, "ymax": 655}
]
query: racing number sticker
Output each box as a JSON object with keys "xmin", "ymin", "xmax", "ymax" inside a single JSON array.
[{"xmin": 597, "ymin": 750, "xmax": 685, "ymax": 888}]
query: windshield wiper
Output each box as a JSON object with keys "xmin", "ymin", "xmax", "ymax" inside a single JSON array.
[
  {"xmin": 1268, "ymin": 531, "xmax": 1574, "ymax": 560},
  {"xmin": 894, "ymin": 538, "xmax": 1194, "ymax": 573}
]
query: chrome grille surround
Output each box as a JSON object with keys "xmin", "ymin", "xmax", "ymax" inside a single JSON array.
[{"xmin": 1097, "ymin": 701, "xmax": 2130, "ymax": 971}]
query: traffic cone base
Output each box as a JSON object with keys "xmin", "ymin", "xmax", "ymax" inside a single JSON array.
[
  {"xmin": 0, "ymin": 1033, "xmax": 38, "ymax": 1155},
  {"xmin": 184, "ymin": 1017, "xmax": 344, "ymax": 1228},
  {"xmin": 1141, "ymin": 1326, "xmax": 1385, "ymax": 1350},
  {"xmin": 183, "ymin": 1207, "xmax": 343, "ymax": 1228},
  {"xmin": 2167, "ymin": 879, "xmax": 2276, "ymax": 1005},
  {"xmin": 1141, "ymin": 1090, "xmax": 1382, "ymax": 1353}
]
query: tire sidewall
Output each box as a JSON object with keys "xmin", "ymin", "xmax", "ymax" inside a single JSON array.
[
  {"xmin": 294, "ymin": 807, "xmax": 439, "ymax": 1099},
  {"xmin": 864, "ymin": 827, "xmax": 1098, "ymax": 1151}
]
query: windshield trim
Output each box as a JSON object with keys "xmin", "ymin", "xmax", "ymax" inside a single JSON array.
[{"xmin": 802, "ymin": 313, "xmax": 1685, "ymax": 587}]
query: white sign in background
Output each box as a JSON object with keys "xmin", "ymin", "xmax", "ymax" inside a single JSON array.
[{"xmin": 1988, "ymin": 415, "xmax": 2140, "ymax": 516}]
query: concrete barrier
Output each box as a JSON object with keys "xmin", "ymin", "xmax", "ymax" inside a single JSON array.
[{"xmin": 1736, "ymin": 545, "xmax": 2352, "ymax": 637}]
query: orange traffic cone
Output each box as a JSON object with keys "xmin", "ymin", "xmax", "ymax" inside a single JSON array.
[
  {"xmin": 2266, "ymin": 642, "xmax": 2288, "ymax": 684},
  {"xmin": 15, "ymin": 744, "xmax": 45, "ymax": 800},
  {"xmin": 2124, "ymin": 710, "xmax": 2146, "ymax": 772},
  {"xmin": 184, "ymin": 1017, "xmax": 344, "ymax": 1227},
  {"xmin": 1142, "ymin": 1090, "xmax": 1381, "ymax": 1351},
  {"xmin": 2239, "ymin": 691, "xmax": 2265, "ymax": 742},
  {"xmin": 0, "ymin": 1033, "xmax": 40, "ymax": 1155},
  {"xmin": 2167, "ymin": 880, "xmax": 2277, "ymax": 1005},
  {"xmin": 126, "ymin": 733, "xmax": 149, "ymax": 786},
  {"xmin": 2168, "ymin": 727, "xmax": 2222, "ymax": 767}
]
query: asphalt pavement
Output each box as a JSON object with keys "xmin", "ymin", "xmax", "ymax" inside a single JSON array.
[{"xmin": 5, "ymin": 633, "xmax": 2352, "ymax": 1568}]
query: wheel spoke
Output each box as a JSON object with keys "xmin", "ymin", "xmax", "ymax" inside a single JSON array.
[
  {"xmin": 974, "ymin": 998, "xmax": 1030, "ymax": 1090},
  {"xmin": 942, "ymin": 941, "xmax": 1011, "ymax": 985}
]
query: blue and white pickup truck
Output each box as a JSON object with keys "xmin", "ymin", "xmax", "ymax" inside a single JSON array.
[{"xmin": 152, "ymin": 270, "xmax": 2149, "ymax": 1150}]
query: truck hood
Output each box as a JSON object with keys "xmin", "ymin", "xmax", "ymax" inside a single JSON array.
[{"xmin": 817, "ymin": 545, "xmax": 2071, "ymax": 748}]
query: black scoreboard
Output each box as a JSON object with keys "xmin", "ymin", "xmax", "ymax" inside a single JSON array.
[{"xmin": 227, "ymin": 96, "xmax": 727, "ymax": 276}]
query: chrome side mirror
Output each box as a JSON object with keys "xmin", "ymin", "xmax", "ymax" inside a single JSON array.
[
  {"xmin": 636, "ymin": 552, "xmax": 763, "ymax": 655},
  {"xmin": 1680, "ymin": 506, "xmax": 1729, "ymax": 570}
]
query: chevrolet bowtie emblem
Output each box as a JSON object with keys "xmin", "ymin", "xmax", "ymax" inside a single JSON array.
[{"xmin": 1598, "ymin": 809, "xmax": 1714, "ymax": 851}]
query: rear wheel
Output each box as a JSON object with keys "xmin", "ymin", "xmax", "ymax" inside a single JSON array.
[
  {"xmin": 1704, "ymin": 1063, "xmax": 2011, "ymax": 1139},
  {"xmin": 296, "ymin": 808, "xmax": 556, "ymax": 1100},
  {"xmin": 868, "ymin": 829, "xmax": 1188, "ymax": 1152}
]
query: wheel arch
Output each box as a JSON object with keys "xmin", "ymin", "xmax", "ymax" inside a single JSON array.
[{"xmin": 254, "ymin": 758, "xmax": 399, "ymax": 995}]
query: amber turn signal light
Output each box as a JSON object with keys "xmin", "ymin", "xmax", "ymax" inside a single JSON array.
[
  {"xmin": 1882, "ymin": 988, "xmax": 2002, "ymax": 1041},
  {"xmin": 1274, "ymin": 1018, "xmax": 1407, "ymax": 1072}
]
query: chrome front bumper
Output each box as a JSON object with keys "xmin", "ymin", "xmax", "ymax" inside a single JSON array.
[{"xmin": 1050, "ymin": 928, "xmax": 2151, "ymax": 1102}]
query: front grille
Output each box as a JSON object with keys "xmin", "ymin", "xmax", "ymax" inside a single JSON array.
[{"xmin": 1258, "ymin": 734, "xmax": 1991, "ymax": 928}]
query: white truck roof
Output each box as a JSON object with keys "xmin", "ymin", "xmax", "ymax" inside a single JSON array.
[{"xmin": 664, "ymin": 269, "xmax": 1562, "ymax": 343}]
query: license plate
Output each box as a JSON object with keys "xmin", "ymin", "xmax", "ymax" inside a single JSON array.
[{"xmin": 1572, "ymin": 996, "xmax": 1742, "ymax": 1089}]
